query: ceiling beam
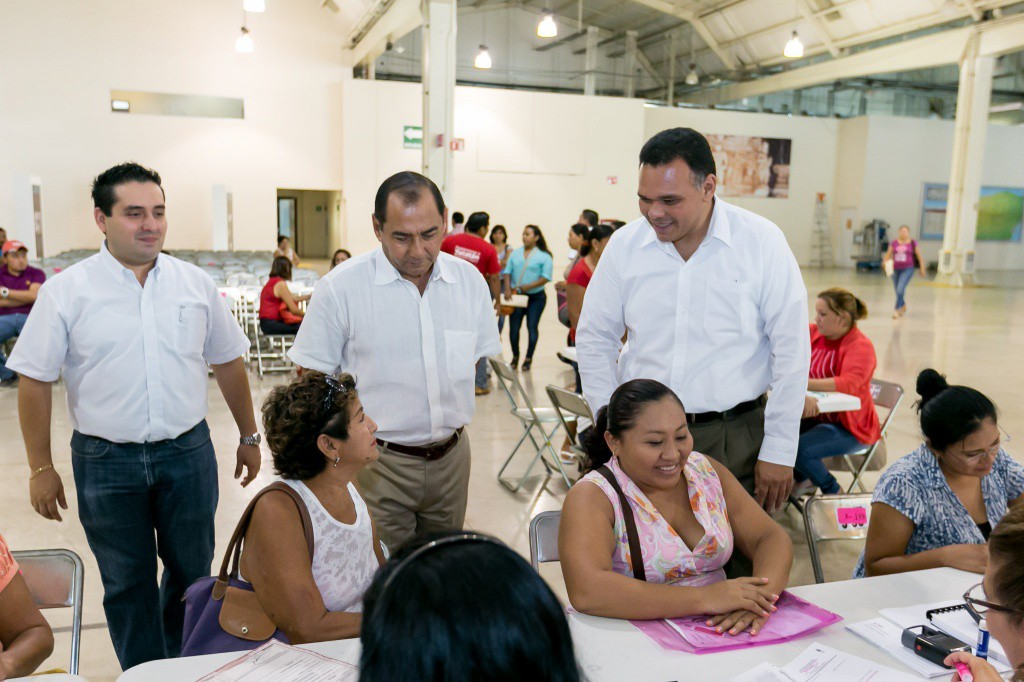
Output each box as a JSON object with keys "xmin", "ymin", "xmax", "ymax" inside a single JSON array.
[
  {"xmin": 959, "ymin": 0, "xmax": 984, "ymax": 21},
  {"xmin": 797, "ymin": 0, "xmax": 840, "ymax": 58},
  {"xmin": 620, "ymin": 0, "xmax": 737, "ymax": 69},
  {"xmin": 636, "ymin": 46, "xmax": 667, "ymax": 85},
  {"xmin": 676, "ymin": 12, "xmax": 1024, "ymax": 105},
  {"xmin": 534, "ymin": 29, "xmax": 588, "ymax": 51}
]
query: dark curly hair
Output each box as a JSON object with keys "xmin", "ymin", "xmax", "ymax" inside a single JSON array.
[{"xmin": 262, "ymin": 372, "xmax": 359, "ymax": 480}]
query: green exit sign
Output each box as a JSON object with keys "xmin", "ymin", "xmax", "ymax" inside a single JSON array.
[{"xmin": 403, "ymin": 125, "xmax": 423, "ymax": 149}]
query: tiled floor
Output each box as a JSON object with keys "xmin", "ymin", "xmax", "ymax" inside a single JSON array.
[{"xmin": 2, "ymin": 267, "xmax": 1022, "ymax": 680}]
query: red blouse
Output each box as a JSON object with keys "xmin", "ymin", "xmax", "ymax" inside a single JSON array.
[
  {"xmin": 809, "ymin": 325, "xmax": 881, "ymax": 445},
  {"xmin": 567, "ymin": 258, "xmax": 594, "ymax": 343},
  {"xmin": 259, "ymin": 277, "xmax": 284, "ymax": 321}
]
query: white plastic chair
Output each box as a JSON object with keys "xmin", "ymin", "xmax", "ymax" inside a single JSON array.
[
  {"xmin": 802, "ymin": 494, "xmax": 873, "ymax": 583},
  {"xmin": 545, "ymin": 385, "xmax": 594, "ymax": 467},
  {"xmin": 12, "ymin": 549, "xmax": 85, "ymax": 674},
  {"xmin": 529, "ymin": 510, "xmax": 562, "ymax": 570},
  {"xmin": 489, "ymin": 358, "xmax": 574, "ymax": 492}
]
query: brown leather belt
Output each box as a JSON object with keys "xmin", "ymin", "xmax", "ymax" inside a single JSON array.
[
  {"xmin": 686, "ymin": 395, "xmax": 767, "ymax": 425},
  {"xmin": 377, "ymin": 428, "xmax": 464, "ymax": 461}
]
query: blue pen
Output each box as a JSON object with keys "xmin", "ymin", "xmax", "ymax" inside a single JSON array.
[{"xmin": 976, "ymin": 618, "xmax": 990, "ymax": 660}]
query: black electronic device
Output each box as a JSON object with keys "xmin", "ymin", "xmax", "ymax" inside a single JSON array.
[{"xmin": 900, "ymin": 625, "xmax": 971, "ymax": 668}]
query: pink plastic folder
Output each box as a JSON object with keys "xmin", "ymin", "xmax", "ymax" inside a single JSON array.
[{"xmin": 631, "ymin": 591, "xmax": 843, "ymax": 655}]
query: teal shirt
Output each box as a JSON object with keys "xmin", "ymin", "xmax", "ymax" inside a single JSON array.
[{"xmin": 502, "ymin": 247, "xmax": 553, "ymax": 295}]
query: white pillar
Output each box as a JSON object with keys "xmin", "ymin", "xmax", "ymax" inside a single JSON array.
[
  {"xmin": 624, "ymin": 30, "xmax": 638, "ymax": 98},
  {"xmin": 584, "ymin": 26, "xmax": 599, "ymax": 97},
  {"xmin": 938, "ymin": 33, "xmax": 994, "ymax": 287},
  {"xmin": 12, "ymin": 175, "xmax": 43, "ymax": 259},
  {"xmin": 666, "ymin": 32, "xmax": 676, "ymax": 106},
  {"xmin": 211, "ymin": 185, "xmax": 233, "ymax": 251},
  {"xmin": 421, "ymin": 0, "xmax": 457, "ymax": 198}
]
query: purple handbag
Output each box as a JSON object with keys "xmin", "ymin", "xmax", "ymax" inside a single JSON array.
[{"xmin": 181, "ymin": 481, "xmax": 314, "ymax": 656}]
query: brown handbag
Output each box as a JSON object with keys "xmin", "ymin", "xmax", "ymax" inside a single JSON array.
[{"xmin": 596, "ymin": 466, "xmax": 647, "ymax": 581}]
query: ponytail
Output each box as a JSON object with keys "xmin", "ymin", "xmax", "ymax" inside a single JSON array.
[
  {"xmin": 583, "ymin": 407, "xmax": 613, "ymax": 471},
  {"xmin": 579, "ymin": 224, "xmax": 613, "ymax": 258},
  {"xmin": 915, "ymin": 369, "xmax": 998, "ymax": 452}
]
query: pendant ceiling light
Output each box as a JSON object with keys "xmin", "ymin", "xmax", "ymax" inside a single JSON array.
[
  {"xmin": 537, "ymin": 11, "xmax": 557, "ymax": 38},
  {"xmin": 243, "ymin": 0, "xmax": 266, "ymax": 12},
  {"xmin": 236, "ymin": 26, "xmax": 254, "ymax": 53},
  {"xmin": 685, "ymin": 64, "xmax": 699, "ymax": 85},
  {"xmin": 474, "ymin": 45, "xmax": 492, "ymax": 69},
  {"xmin": 783, "ymin": 30, "xmax": 804, "ymax": 58}
]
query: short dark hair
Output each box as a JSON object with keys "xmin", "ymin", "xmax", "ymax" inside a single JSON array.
[
  {"xmin": 277, "ymin": 234, "xmax": 288, "ymax": 245},
  {"xmin": 360, "ymin": 531, "xmax": 580, "ymax": 682},
  {"xmin": 269, "ymin": 256, "xmax": 293, "ymax": 280},
  {"xmin": 915, "ymin": 369, "xmax": 998, "ymax": 452},
  {"xmin": 452, "ymin": 211, "xmax": 465, "ymax": 225},
  {"xmin": 332, "ymin": 249, "xmax": 352, "ymax": 266},
  {"xmin": 464, "ymin": 212, "xmax": 490, "ymax": 235},
  {"xmin": 639, "ymin": 128, "xmax": 716, "ymax": 187},
  {"xmin": 262, "ymin": 372, "xmax": 359, "ymax": 481},
  {"xmin": 489, "ymin": 225, "xmax": 508, "ymax": 244},
  {"xmin": 584, "ymin": 379, "xmax": 685, "ymax": 472},
  {"xmin": 91, "ymin": 162, "xmax": 164, "ymax": 217},
  {"xmin": 374, "ymin": 172, "xmax": 445, "ymax": 225},
  {"xmin": 569, "ymin": 223, "xmax": 589, "ymax": 239},
  {"xmin": 580, "ymin": 209, "xmax": 599, "ymax": 227}
]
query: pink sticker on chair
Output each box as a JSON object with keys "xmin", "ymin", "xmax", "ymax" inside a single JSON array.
[{"xmin": 836, "ymin": 506, "xmax": 868, "ymax": 528}]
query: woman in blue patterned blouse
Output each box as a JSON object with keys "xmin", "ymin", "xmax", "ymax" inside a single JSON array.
[{"xmin": 856, "ymin": 369, "xmax": 1024, "ymax": 578}]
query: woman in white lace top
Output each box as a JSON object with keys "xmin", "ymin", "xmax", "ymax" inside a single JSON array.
[{"xmin": 240, "ymin": 372, "xmax": 386, "ymax": 642}]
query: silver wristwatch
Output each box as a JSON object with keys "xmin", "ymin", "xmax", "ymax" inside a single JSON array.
[
  {"xmin": 0, "ymin": 287, "xmax": 8, "ymax": 299},
  {"xmin": 240, "ymin": 432, "xmax": 261, "ymax": 447}
]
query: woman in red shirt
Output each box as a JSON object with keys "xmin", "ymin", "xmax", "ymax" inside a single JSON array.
[
  {"xmin": 796, "ymin": 288, "xmax": 881, "ymax": 495},
  {"xmin": 259, "ymin": 257, "xmax": 309, "ymax": 335}
]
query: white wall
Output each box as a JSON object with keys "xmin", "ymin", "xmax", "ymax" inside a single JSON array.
[
  {"xmin": 341, "ymin": 79, "xmax": 646, "ymax": 267},
  {"xmin": 644, "ymin": 107, "xmax": 841, "ymax": 265},
  {"xmin": 837, "ymin": 116, "xmax": 1024, "ymax": 270},
  {"xmin": 0, "ymin": 0, "xmax": 349, "ymax": 255}
]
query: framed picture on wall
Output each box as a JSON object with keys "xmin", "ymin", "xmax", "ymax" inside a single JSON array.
[
  {"xmin": 705, "ymin": 134, "xmax": 791, "ymax": 198},
  {"xmin": 919, "ymin": 182, "xmax": 1024, "ymax": 242}
]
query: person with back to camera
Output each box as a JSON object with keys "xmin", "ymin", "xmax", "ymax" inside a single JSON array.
[
  {"xmin": 856, "ymin": 369, "xmax": 1024, "ymax": 578},
  {"xmin": 237, "ymin": 372, "xmax": 385, "ymax": 642},
  {"xmin": 795, "ymin": 288, "xmax": 880, "ymax": 495},
  {"xmin": 882, "ymin": 225, "xmax": 927, "ymax": 319},
  {"xmin": 559, "ymin": 379, "xmax": 793, "ymax": 637},
  {"xmin": 501, "ymin": 224, "xmax": 553, "ymax": 371},
  {"xmin": 258, "ymin": 256, "xmax": 310, "ymax": 334},
  {"xmin": 359, "ymin": 531, "xmax": 581, "ymax": 682},
  {"xmin": 945, "ymin": 504, "xmax": 1024, "ymax": 682}
]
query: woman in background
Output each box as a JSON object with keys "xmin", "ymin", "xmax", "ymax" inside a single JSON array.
[
  {"xmin": 331, "ymin": 249, "xmax": 352, "ymax": 269},
  {"xmin": 0, "ymin": 531, "xmax": 54, "ymax": 679},
  {"xmin": 259, "ymin": 256, "xmax": 309, "ymax": 335},
  {"xmin": 882, "ymin": 225, "xmax": 927, "ymax": 319},
  {"xmin": 490, "ymin": 225, "xmax": 513, "ymax": 334},
  {"xmin": 501, "ymin": 225, "xmax": 553, "ymax": 371}
]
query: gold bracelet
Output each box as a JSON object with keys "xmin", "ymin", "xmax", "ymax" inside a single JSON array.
[{"xmin": 29, "ymin": 464, "xmax": 54, "ymax": 480}]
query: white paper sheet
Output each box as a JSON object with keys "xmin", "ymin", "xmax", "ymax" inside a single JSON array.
[
  {"xmin": 728, "ymin": 662, "xmax": 792, "ymax": 682},
  {"xmin": 197, "ymin": 640, "xmax": 358, "ymax": 682},
  {"xmin": 846, "ymin": 618, "xmax": 951, "ymax": 677},
  {"xmin": 779, "ymin": 642, "xmax": 919, "ymax": 682},
  {"xmin": 880, "ymin": 600, "xmax": 1011, "ymax": 667},
  {"xmin": 806, "ymin": 391, "xmax": 861, "ymax": 413}
]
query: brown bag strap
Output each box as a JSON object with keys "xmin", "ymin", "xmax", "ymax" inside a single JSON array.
[
  {"xmin": 217, "ymin": 481, "xmax": 315, "ymax": 583},
  {"xmin": 596, "ymin": 465, "xmax": 647, "ymax": 582}
]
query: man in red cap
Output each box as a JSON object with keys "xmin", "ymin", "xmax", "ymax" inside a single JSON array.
[{"xmin": 0, "ymin": 240, "xmax": 46, "ymax": 387}]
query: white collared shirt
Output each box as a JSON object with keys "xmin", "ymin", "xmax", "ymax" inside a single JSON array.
[
  {"xmin": 8, "ymin": 242, "xmax": 249, "ymax": 443},
  {"xmin": 577, "ymin": 198, "xmax": 810, "ymax": 467},
  {"xmin": 288, "ymin": 248, "xmax": 502, "ymax": 446}
]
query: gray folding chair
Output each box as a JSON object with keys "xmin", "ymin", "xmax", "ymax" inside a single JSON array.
[
  {"xmin": 529, "ymin": 510, "xmax": 562, "ymax": 570},
  {"xmin": 545, "ymin": 385, "xmax": 595, "ymax": 468},
  {"xmin": 832, "ymin": 379, "xmax": 904, "ymax": 493},
  {"xmin": 489, "ymin": 358, "xmax": 573, "ymax": 492},
  {"xmin": 802, "ymin": 494, "xmax": 873, "ymax": 583},
  {"xmin": 12, "ymin": 549, "xmax": 85, "ymax": 674}
]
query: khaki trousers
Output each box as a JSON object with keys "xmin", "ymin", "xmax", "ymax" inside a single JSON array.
[
  {"xmin": 688, "ymin": 405, "xmax": 766, "ymax": 578},
  {"xmin": 357, "ymin": 430, "xmax": 471, "ymax": 554}
]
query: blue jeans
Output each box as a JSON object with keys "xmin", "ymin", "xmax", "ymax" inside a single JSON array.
[
  {"xmin": 508, "ymin": 291, "xmax": 547, "ymax": 360},
  {"xmin": 0, "ymin": 313, "xmax": 29, "ymax": 380},
  {"xmin": 892, "ymin": 268, "xmax": 914, "ymax": 310},
  {"xmin": 794, "ymin": 423, "xmax": 866, "ymax": 495},
  {"xmin": 71, "ymin": 421, "xmax": 218, "ymax": 670},
  {"xmin": 475, "ymin": 357, "xmax": 489, "ymax": 389}
]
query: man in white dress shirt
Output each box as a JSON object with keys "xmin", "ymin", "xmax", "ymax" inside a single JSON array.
[
  {"xmin": 8, "ymin": 163, "xmax": 262, "ymax": 670},
  {"xmin": 289, "ymin": 171, "xmax": 501, "ymax": 552},
  {"xmin": 578, "ymin": 128, "xmax": 809, "ymax": 515}
]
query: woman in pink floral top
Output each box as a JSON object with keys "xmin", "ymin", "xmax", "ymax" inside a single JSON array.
[
  {"xmin": 560, "ymin": 380, "xmax": 793, "ymax": 637},
  {"xmin": 0, "ymin": 532, "xmax": 54, "ymax": 678}
]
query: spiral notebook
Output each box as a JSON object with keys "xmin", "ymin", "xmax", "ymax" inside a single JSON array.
[{"xmin": 880, "ymin": 600, "xmax": 1010, "ymax": 667}]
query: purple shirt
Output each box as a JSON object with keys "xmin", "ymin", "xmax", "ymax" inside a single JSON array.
[
  {"xmin": 0, "ymin": 264, "xmax": 46, "ymax": 315},
  {"xmin": 892, "ymin": 240, "xmax": 916, "ymax": 270}
]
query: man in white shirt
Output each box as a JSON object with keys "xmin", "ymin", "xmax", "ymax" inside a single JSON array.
[
  {"xmin": 289, "ymin": 171, "xmax": 501, "ymax": 552},
  {"xmin": 578, "ymin": 127, "xmax": 809, "ymax": 515},
  {"xmin": 8, "ymin": 163, "xmax": 262, "ymax": 670}
]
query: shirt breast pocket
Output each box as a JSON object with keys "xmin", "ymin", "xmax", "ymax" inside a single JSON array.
[
  {"xmin": 175, "ymin": 305, "xmax": 208, "ymax": 357},
  {"xmin": 444, "ymin": 330, "xmax": 477, "ymax": 382},
  {"xmin": 703, "ymin": 279, "xmax": 754, "ymax": 340}
]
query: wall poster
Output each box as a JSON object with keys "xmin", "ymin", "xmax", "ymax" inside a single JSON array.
[
  {"xmin": 706, "ymin": 134, "xmax": 792, "ymax": 199},
  {"xmin": 920, "ymin": 183, "xmax": 1024, "ymax": 242}
]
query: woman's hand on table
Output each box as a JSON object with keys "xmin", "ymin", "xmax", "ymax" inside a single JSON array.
[
  {"xmin": 706, "ymin": 610, "xmax": 770, "ymax": 636},
  {"xmin": 802, "ymin": 396, "xmax": 820, "ymax": 419},
  {"xmin": 944, "ymin": 651, "xmax": 1002, "ymax": 681},
  {"xmin": 701, "ymin": 577, "xmax": 778, "ymax": 621}
]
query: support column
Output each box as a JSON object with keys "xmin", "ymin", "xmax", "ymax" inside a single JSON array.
[
  {"xmin": 421, "ymin": 0, "xmax": 457, "ymax": 198},
  {"xmin": 584, "ymin": 26, "xmax": 599, "ymax": 96},
  {"xmin": 938, "ymin": 32, "xmax": 994, "ymax": 287},
  {"xmin": 624, "ymin": 30, "xmax": 638, "ymax": 98},
  {"xmin": 666, "ymin": 32, "xmax": 676, "ymax": 106}
]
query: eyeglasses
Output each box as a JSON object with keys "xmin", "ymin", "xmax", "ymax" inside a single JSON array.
[
  {"xmin": 949, "ymin": 427, "xmax": 1011, "ymax": 463},
  {"xmin": 963, "ymin": 582, "xmax": 1024, "ymax": 623}
]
